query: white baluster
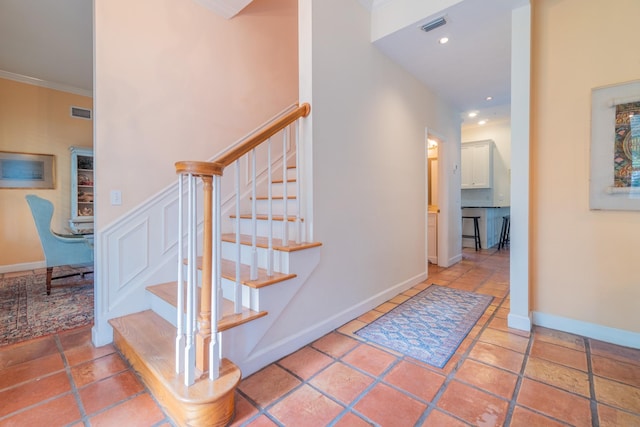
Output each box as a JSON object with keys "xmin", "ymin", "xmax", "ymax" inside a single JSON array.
[
  {"xmin": 184, "ymin": 174, "xmax": 196, "ymax": 386},
  {"xmin": 282, "ymin": 128, "xmax": 289, "ymax": 246},
  {"xmin": 175, "ymin": 175, "xmax": 185, "ymax": 374},
  {"xmin": 295, "ymin": 121, "xmax": 302, "ymax": 244},
  {"xmin": 250, "ymin": 149, "xmax": 258, "ymax": 280},
  {"xmin": 234, "ymin": 160, "xmax": 242, "ymax": 313},
  {"xmin": 210, "ymin": 174, "xmax": 222, "ymax": 379},
  {"xmin": 267, "ymin": 138, "xmax": 274, "ymax": 276}
]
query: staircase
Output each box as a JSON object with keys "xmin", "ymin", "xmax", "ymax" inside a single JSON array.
[{"xmin": 107, "ymin": 104, "xmax": 319, "ymax": 426}]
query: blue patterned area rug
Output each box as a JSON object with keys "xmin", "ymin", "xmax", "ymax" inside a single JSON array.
[{"xmin": 355, "ymin": 285, "xmax": 493, "ymax": 368}]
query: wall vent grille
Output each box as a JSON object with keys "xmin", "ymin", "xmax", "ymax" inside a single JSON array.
[
  {"xmin": 71, "ymin": 106, "xmax": 92, "ymax": 120},
  {"xmin": 420, "ymin": 16, "xmax": 447, "ymax": 33}
]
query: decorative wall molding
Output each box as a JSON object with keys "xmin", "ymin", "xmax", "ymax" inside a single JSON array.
[
  {"xmin": 0, "ymin": 69, "xmax": 92, "ymax": 98},
  {"xmin": 192, "ymin": 0, "xmax": 254, "ymax": 19}
]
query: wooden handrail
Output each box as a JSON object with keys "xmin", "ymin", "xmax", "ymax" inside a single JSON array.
[
  {"xmin": 174, "ymin": 103, "xmax": 310, "ymax": 178},
  {"xmin": 214, "ymin": 103, "xmax": 310, "ymax": 168}
]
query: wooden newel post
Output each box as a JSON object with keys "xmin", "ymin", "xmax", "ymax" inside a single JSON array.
[{"xmin": 196, "ymin": 175, "xmax": 213, "ymax": 373}]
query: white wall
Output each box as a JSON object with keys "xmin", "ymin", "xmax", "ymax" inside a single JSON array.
[
  {"xmin": 257, "ymin": 0, "xmax": 460, "ymax": 347},
  {"xmin": 462, "ymin": 118, "xmax": 511, "ymax": 207}
]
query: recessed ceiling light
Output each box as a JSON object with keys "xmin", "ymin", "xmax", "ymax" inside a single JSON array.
[
  {"xmin": 485, "ymin": 96, "xmax": 493, "ymax": 101},
  {"xmin": 478, "ymin": 120, "xmax": 488, "ymax": 125},
  {"xmin": 468, "ymin": 112, "xmax": 478, "ymax": 118},
  {"xmin": 439, "ymin": 37, "xmax": 449, "ymax": 44}
]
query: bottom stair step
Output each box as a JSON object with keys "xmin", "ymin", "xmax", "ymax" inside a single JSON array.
[{"xmin": 109, "ymin": 310, "xmax": 241, "ymax": 427}]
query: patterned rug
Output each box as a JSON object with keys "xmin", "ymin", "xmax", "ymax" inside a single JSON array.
[
  {"xmin": 0, "ymin": 267, "xmax": 94, "ymax": 346},
  {"xmin": 355, "ymin": 285, "xmax": 493, "ymax": 368}
]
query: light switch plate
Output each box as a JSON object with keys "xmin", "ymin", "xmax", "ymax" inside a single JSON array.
[{"xmin": 111, "ymin": 190, "xmax": 122, "ymax": 206}]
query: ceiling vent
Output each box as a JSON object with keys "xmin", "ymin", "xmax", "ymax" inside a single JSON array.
[
  {"xmin": 420, "ymin": 16, "xmax": 447, "ymax": 33},
  {"xmin": 70, "ymin": 106, "xmax": 92, "ymax": 120}
]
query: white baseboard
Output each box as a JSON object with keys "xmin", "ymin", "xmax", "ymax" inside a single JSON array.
[
  {"xmin": 0, "ymin": 261, "xmax": 46, "ymax": 274},
  {"xmin": 441, "ymin": 253, "xmax": 462, "ymax": 268},
  {"xmin": 508, "ymin": 312, "xmax": 532, "ymax": 331},
  {"xmin": 237, "ymin": 271, "xmax": 428, "ymax": 376},
  {"xmin": 532, "ymin": 311, "xmax": 640, "ymax": 350}
]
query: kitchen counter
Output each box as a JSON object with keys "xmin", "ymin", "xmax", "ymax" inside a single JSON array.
[{"xmin": 461, "ymin": 207, "xmax": 510, "ymax": 249}]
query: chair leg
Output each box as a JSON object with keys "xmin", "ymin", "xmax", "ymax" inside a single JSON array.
[{"xmin": 46, "ymin": 267, "xmax": 53, "ymax": 295}]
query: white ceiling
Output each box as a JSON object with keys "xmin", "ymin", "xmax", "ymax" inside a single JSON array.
[
  {"xmin": 373, "ymin": 0, "xmax": 526, "ymax": 126},
  {"xmin": 0, "ymin": 0, "xmax": 521, "ymax": 126},
  {"xmin": 0, "ymin": 0, "xmax": 92, "ymax": 94}
]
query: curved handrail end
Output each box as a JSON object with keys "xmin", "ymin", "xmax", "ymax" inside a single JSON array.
[
  {"xmin": 300, "ymin": 102, "xmax": 311, "ymax": 117},
  {"xmin": 175, "ymin": 161, "xmax": 223, "ymax": 177}
]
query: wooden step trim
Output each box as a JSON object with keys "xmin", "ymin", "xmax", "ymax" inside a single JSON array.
[
  {"xmin": 180, "ymin": 255, "xmax": 297, "ymax": 288},
  {"xmin": 229, "ymin": 214, "xmax": 301, "ymax": 222},
  {"xmin": 271, "ymin": 178, "xmax": 296, "ymax": 184},
  {"xmin": 147, "ymin": 282, "xmax": 268, "ymax": 331},
  {"xmin": 221, "ymin": 233, "xmax": 322, "ymax": 252},
  {"xmin": 217, "ymin": 258, "xmax": 296, "ymax": 288},
  {"xmin": 218, "ymin": 298, "xmax": 268, "ymax": 332},
  {"xmin": 109, "ymin": 311, "xmax": 240, "ymax": 426}
]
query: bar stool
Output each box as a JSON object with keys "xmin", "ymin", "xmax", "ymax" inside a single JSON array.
[
  {"xmin": 462, "ymin": 216, "xmax": 481, "ymax": 251},
  {"xmin": 498, "ymin": 215, "xmax": 510, "ymax": 250}
]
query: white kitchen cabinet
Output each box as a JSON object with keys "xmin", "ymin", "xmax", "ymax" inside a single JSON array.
[
  {"xmin": 461, "ymin": 140, "xmax": 493, "ymax": 189},
  {"xmin": 69, "ymin": 146, "xmax": 94, "ymax": 233}
]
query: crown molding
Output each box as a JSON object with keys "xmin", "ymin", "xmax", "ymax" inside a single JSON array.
[
  {"xmin": 359, "ymin": 0, "xmax": 393, "ymax": 11},
  {"xmin": 0, "ymin": 70, "xmax": 92, "ymax": 98},
  {"xmin": 193, "ymin": 0, "xmax": 254, "ymax": 19}
]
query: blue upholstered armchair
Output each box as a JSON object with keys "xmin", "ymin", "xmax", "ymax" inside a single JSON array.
[{"xmin": 25, "ymin": 195, "xmax": 94, "ymax": 295}]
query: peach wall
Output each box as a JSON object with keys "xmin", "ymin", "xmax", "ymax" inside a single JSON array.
[
  {"xmin": 0, "ymin": 78, "xmax": 92, "ymax": 268},
  {"xmin": 531, "ymin": 0, "xmax": 640, "ymax": 333},
  {"xmin": 94, "ymin": 0, "xmax": 298, "ymax": 227}
]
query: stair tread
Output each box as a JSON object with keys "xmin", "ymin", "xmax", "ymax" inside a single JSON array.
[
  {"xmin": 252, "ymin": 195, "xmax": 296, "ymax": 200},
  {"xmin": 230, "ymin": 213, "xmax": 301, "ymax": 222},
  {"xmin": 271, "ymin": 178, "xmax": 296, "ymax": 184},
  {"xmin": 147, "ymin": 282, "xmax": 268, "ymax": 331},
  {"xmin": 109, "ymin": 310, "xmax": 241, "ymax": 403},
  {"xmin": 221, "ymin": 233, "xmax": 322, "ymax": 252},
  {"xmin": 217, "ymin": 258, "xmax": 296, "ymax": 288}
]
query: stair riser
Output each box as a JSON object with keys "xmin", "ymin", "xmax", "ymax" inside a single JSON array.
[
  {"xmin": 269, "ymin": 181, "xmax": 298, "ymax": 198},
  {"xmin": 220, "ymin": 279, "xmax": 259, "ymax": 311},
  {"xmin": 286, "ymin": 168, "xmax": 297, "ymax": 180},
  {"xmin": 253, "ymin": 199, "xmax": 299, "ymax": 216},
  {"xmin": 236, "ymin": 218, "xmax": 302, "ymax": 242},
  {"xmin": 221, "ymin": 241, "xmax": 290, "ymax": 273}
]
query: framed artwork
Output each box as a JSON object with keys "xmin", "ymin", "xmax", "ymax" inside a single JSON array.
[
  {"xmin": 590, "ymin": 80, "xmax": 640, "ymax": 210},
  {"xmin": 0, "ymin": 151, "xmax": 56, "ymax": 189}
]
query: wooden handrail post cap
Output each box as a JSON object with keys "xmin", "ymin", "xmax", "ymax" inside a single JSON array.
[{"xmin": 175, "ymin": 161, "xmax": 223, "ymax": 177}]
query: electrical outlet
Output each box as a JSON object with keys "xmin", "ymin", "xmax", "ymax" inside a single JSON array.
[{"xmin": 111, "ymin": 190, "xmax": 122, "ymax": 206}]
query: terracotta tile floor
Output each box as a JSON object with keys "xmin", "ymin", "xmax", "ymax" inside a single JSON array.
[{"xmin": 1, "ymin": 248, "xmax": 639, "ymax": 426}]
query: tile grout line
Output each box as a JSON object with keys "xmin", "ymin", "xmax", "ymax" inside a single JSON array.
[
  {"xmin": 502, "ymin": 321, "xmax": 534, "ymax": 426},
  {"xmin": 585, "ymin": 338, "xmax": 600, "ymax": 427},
  {"xmin": 54, "ymin": 334, "xmax": 89, "ymax": 426}
]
